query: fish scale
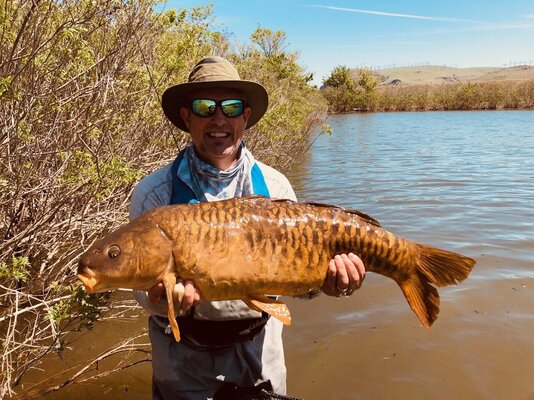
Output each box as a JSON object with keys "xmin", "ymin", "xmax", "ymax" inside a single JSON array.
[{"xmin": 77, "ymin": 196, "xmax": 476, "ymax": 342}]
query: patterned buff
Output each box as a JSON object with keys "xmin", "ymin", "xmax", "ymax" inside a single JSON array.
[{"xmin": 178, "ymin": 142, "xmax": 255, "ymax": 202}]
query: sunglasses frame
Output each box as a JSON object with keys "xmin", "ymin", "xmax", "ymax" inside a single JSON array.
[{"xmin": 190, "ymin": 98, "xmax": 246, "ymax": 118}]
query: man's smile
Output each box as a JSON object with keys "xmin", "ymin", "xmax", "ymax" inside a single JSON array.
[{"xmin": 207, "ymin": 132, "xmax": 230, "ymax": 138}]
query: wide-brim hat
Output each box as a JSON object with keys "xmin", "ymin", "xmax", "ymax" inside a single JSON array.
[{"xmin": 161, "ymin": 56, "xmax": 268, "ymax": 132}]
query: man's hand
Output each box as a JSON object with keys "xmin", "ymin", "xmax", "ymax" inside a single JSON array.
[
  {"xmin": 148, "ymin": 280, "xmax": 201, "ymax": 314},
  {"xmin": 322, "ymin": 253, "xmax": 365, "ymax": 297}
]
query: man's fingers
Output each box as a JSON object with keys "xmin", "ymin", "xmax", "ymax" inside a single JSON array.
[
  {"xmin": 334, "ymin": 254, "xmax": 349, "ymax": 291},
  {"xmin": 322, "ymin": 259, "xmax": 337, "ymax": 295},
  {"xmin": 181, "ymin": 280, "xmax": 197, "ymax": 312},
  {"xmin": 148, "ymin": 280, "xmax": 202, "ymax": 314},
  {"xmin": 347, "ymin": 253, "xmax": 365, "ymax": 294},
  {"xmin": 172, "ymin": 281, "xmax": 185, "ymax": 305},
  {"xmin": 148, "ymin": 282, "xmax": 165, "ymax": 304},
  {"xmin": 192, "ymin": 290, "xmax": 201, "ymax": 307}
]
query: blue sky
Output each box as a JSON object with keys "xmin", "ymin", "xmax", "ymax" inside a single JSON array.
[{"xmin": 166, "ymin": 0, "xmax": 534, "ymax": 85}]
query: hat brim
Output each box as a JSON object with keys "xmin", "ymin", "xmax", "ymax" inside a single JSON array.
[{"xmin": 161, "ymin": 80, "xmax": 268, "ymax": 132}]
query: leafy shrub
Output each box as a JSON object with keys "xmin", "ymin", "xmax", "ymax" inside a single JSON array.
[{"xmin": 0, "ymin": 1, "xmax": 325, "ymax": 396}]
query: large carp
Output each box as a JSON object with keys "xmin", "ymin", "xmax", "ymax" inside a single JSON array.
[{"xmin": 77, "ymin": 196, "xmax": 475, "ymax": 341}]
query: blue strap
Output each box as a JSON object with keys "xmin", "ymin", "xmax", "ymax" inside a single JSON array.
[
  {"xmin": 170, "ymin": 151, "xmax": 270, "ymax": 205},
  {"xmin": 251, "ymin": 162, "xmax": 270, "ymax": 198},
  {"xmin": 170, "ymin": 150, "xmax": 197, "ymax": 205}
]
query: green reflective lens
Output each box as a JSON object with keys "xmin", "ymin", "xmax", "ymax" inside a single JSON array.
[
  {"xmin": 191, "ymin": 99, "xmax": 244, "ymax": 118},
  {"xmin": 220, "ymin": 100, "xmax": 244, "ymax": 117}
]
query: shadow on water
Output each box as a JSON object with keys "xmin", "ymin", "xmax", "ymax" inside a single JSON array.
[{"xmin": 19, "ymin": 110, "xmax": 534, "ymax": 400}]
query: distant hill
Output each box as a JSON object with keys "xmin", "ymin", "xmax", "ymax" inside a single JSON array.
[{"xmin": 363, "ymin": 65, "xmax": 534, "ymax": 86}]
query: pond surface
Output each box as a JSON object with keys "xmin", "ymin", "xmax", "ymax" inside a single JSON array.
[{"xmin": 283, "ymin": 110, "xmax": 534, "ymax": 400}]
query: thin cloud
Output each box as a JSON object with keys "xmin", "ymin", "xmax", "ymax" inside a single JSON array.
[
  {"xmin": 311, "ymin": 5, "xmax": 488, "ymax": 24},
  {"xmin": 408, "ymin": 21, "xmax": 534, "ymax": 36}
]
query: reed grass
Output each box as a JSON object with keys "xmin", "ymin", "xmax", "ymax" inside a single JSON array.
[
  {"xmin": 375, "ymin": 80, "xmax": 534, "ymax": 111},
  {"xmin": 324, "ymin": 79, "xmax": 534, "ymax": 113}
]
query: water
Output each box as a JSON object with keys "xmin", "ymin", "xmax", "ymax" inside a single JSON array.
[
  {"xmin": 289, "ymin": 111, "xmax": 534, "ymax": 265},
  {"xmin": 282, "ymin": 110, "xmax": 534, "ymax": 399},
  {"xmin": 20, "ymin": 111, "xmax": 534, "ymax": 399}
]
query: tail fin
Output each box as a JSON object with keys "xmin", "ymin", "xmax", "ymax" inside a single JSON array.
[{"xmin": 399, "ymin": 244, "xmax": 476, "ymax": 328}]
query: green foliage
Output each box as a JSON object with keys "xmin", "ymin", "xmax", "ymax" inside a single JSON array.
[
  {"xmin": 60, "ymin": 151, "xmax": 143, "ymax": 199},
  {"xmin": 48, "ymin": 285, "xmax": 105, "ymax": 330},
  {"xmin": 322, "ymin": 66, "xmax": 380, "ymax": 112},
  {"xmin": 0, "ymin": 75, "xmax": 17, "ymax": 100},
  {"xmin": 323, "ymin": 65, "xmax": 354, "ymax": 89},
  {"xmin": 320, "ymin": 124, "xmax": 333, "ymax": 136},
  {"xmin": 0, "ymin": 257, "xmax": 31, "ymax": 282},
  {"xmin": 357, "ymin": 69, "xmax": 380, "ymax": 93},
  {"xmin": 49, "ymin": 298, "xmax": 71, "ymax": 325},
  {"xmin": 250, "ymin": 27, "xmax": 288, "ymax": 56}
]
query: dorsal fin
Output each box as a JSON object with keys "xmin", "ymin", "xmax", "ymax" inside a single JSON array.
[
  {"xmin": 303, "ymin": 201, "xmax": 382, "ymax": 228},
  {"xmin": 269, "ymin": 198, "xmax": 296, "ymax": 204},
  {"xmin": 243, "ymin": 197, "xmax": 382, "ymax": 228},
  {"xmin": 344, "ymin": 209, "xmax": 381, "ymax": 227},
  {"xmin": 241, "ymin": 195, "xmax": 269, "ymax": 200},
  {"xmin": 302, "ymin": 201, "xmax": 344, "ymax": 209}
]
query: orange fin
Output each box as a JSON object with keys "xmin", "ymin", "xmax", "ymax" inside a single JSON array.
[
  {"xmin": 163, "ymin": 273, "xmax": 181, "ymax": 341},
  {"xmin": 415, "ymin": 243, "xmax": 476, "ymax": 287},
  {"xmin": 399, "ymin": 275, "xmax": 440, "ymax": 328},
  {"xmin": 245, "ymin": 298, "xmax": 292, "ymax": 326},
  {"xmin": 399, "ymin": 244, "xmax": 476, "ymax": 328}
]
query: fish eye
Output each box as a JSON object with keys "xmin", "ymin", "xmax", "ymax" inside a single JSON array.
[{"xmin": 108, "ymin": 245, "xmax": 120, "ymax": 259}]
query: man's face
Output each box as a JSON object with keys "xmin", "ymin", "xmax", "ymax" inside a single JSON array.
[{"xmin": 179, "ymin": 87, "xmax": 251, "ymax": 170}]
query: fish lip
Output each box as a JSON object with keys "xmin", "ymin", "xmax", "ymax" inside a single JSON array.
[{"xmin": 77, "ymin": 272, "xmax": 97, "ymax": 294}]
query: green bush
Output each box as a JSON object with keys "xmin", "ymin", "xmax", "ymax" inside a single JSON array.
[{"xmin": 322, "ymin": 66, "xmax": 380, "ymax": 112}]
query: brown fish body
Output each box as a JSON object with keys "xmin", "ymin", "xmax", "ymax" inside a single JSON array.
[
  {"xmin": 78, "ymin": 196, "xmax": 476, "ymax": 340},
  {"xmin": 155, "ymin": 199, "xmax": 407, "ymax": 297}
]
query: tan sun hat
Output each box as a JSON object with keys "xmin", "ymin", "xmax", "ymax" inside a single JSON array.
[{"xmin": 161, "ymin": 56, "xmax": 269, "ymax": 132}]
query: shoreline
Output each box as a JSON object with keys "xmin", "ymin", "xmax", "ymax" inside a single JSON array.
[{"xmin": 329, "ymin": 106, "xmax": 534, "ymax": 114}]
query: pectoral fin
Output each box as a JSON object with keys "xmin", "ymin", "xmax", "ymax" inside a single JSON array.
[
  {"xmin": 245, "ymin": 298, "xmax": 292, "ymax": 326},
  {"xmin": 162, "ymin": 273, "xmax": 181, "ymax": 342}
]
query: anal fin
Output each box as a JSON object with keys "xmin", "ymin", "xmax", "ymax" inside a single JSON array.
[{"xmin": 245, "ymin": 297, "xmax": 292, "ymax": 326}]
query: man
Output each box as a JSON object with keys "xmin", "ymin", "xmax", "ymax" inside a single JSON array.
[{"xmin": 130, "ymin": 56, "xmax": 365, "ymax": 400}]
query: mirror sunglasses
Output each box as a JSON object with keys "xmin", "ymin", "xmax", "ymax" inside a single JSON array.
[{"xmin": 191, "ymin": 99, "xmax": 245, "ymax": 118}]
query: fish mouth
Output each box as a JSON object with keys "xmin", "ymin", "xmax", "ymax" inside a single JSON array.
[{"xmin": 77, "ymin": 270, "xmax": 98, "ymax": 294}]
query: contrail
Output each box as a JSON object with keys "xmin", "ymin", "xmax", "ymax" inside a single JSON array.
[{"xmin": 312, "ymin": 5, "xmax": 487, "ymax": 23}]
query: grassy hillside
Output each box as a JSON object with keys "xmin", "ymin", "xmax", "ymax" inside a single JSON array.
[{"xmin": 370, "ymin": 65, "xmax": 534, "ymax": 86}]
